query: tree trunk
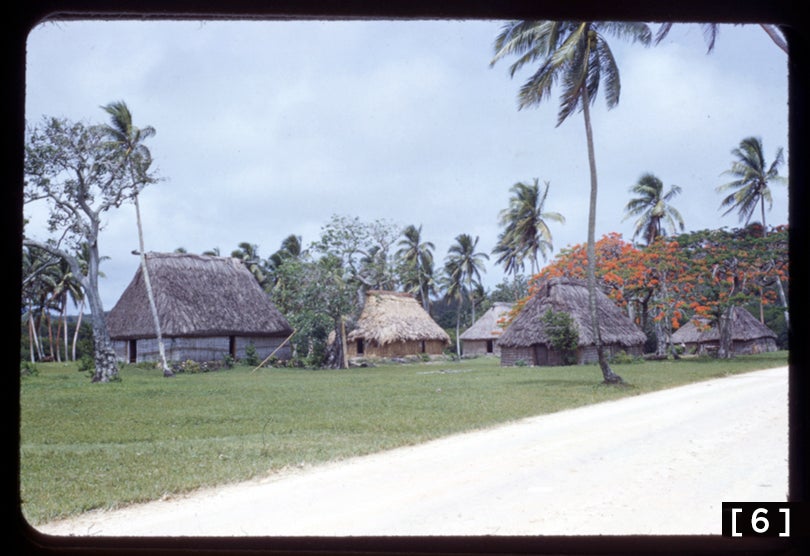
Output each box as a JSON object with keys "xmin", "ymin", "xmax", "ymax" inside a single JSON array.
[
  {"xmin": 717, "ymin": 307, "xmax": 733, "ymax": 359},
  {"xmin": 581, "ymin": 89, "xmax": 622, "ymax": 384},
  {"xmin": 72, "ymin": 299, "xmax": 84, "ymax": 361},
  {"xmin": 84, "ymin": 242, "xmax": 119, "ymax": 382},
  {"xmin": 135, "ymin": 196, "xmax": 173, "ymax": 377}
]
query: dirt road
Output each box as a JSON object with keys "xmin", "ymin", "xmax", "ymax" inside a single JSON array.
[{"xmin": 35, "ymin": 366, "xmax": 788, "ymax": 537}]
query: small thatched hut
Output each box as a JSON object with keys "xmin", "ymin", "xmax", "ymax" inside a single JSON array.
[
  {"xmin": 498, "ymin": 277, "xmax": 646, "ymax": 366},
  {"xmin": 107, "ymin": 253, "xmax": 293, "ymax": 364},
  {"xmin": 459, "ymin": 302, "xmax": 513, "ymax": 356},
  {"xmin": 671, "ymin": 307, "xmax": 778, "ymax": 356},
  {"xmin": 345, "ymin": 290, "xmax": 450, "ymax": 358}
]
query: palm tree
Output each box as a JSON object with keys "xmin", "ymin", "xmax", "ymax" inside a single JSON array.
[
  {"xmin": 655, "ymin": 23, "xmax": 787, "ymax": 55},
  {"xmin": 231, "ymin": 242, "xmax": 268, "ymax": 287},
  {"xmin": 101, "ymin": 101, "xmax": 173, "ymax": 377},
  {"xmin": 396, "ymin": 224, "xmax": 435, "ymax": 311},
  {"xmin": 441, "ymin": 257, "xmax": 465, "ymax": 357},
  {"xmin": 717, "ymin": 136, "xmax": 789, "ymax": 326},
  {"xmin": 493, "ymin": 178, "xmax": 565, "ymax": 276},
  {"xmin": 622, "ymin": 173, "xmax": 684, "ymax": 246},
  {"xmin": 717, "ymin": 137, "xmax": 786, "ymax": 230},
  {"xmin": 445, "ymin": 234, "xmax": 489, "ymax": 325},
  {"xmin": 491, "ymin": 21, "xmax": 651, "ymax": 383}
]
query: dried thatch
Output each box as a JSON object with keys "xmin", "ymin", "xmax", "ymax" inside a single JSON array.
[
  {"xmin": 346, "ymin": 291, "xmax": 450, "ymax": 357},
  {"xmin": 499, "ymin": 278, "xmax": 645, "ymax": 348},
  {"xmin": 107, "ymin": 252, "xmax": 292, "ymax": 339},
  {"xmin": 672, "ymin": 306, "xmax": 777, "ymax": 355},
  {"xmin": 460, "ymin": 302, "xmax": 513, "ymax": 341}
]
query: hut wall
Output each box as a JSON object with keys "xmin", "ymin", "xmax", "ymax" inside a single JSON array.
[
  {"xmin": 462, "ymin": 339, "xmax": 500, "ymax": 356},
  {"xmin": 113, "ymin": 335, "xmax": 291, "ymax": 364},
  {"xmin": 500, "ymin": 346, "xmax": 536, "ymax": 366},
  {"xmin": 350, "ymin": 339, "xmax": 446, "ymax": 358}
]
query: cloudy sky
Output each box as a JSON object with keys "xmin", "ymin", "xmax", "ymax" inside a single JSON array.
[{"xmin": 24, "ymin": 17, "xmax": 789, "ymax": 310}]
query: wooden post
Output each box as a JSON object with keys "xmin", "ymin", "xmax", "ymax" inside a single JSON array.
[{"xmin": 251, "ymin": 329, "xmax": 296, "ymax": 373}]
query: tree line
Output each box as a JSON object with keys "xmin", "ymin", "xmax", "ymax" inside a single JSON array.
[{"xmin": 22, "ymin": 20, "xmax": 788, "ymax": 382}]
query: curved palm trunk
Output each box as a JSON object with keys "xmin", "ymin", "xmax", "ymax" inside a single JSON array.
[
  {"xmin": 582, "ymin": 91, "xmax": 622, "ymax": 384},
  {"xmin": 135, "ymin": 195, "xmax": 173, "ymax": 377},
  {"xmin": 759, "ymin": 199, "xmax": 789, "ymax": 329},
  {"xmin": 72, "ymin": 299, "xmax": 84, "ymax": 361}
]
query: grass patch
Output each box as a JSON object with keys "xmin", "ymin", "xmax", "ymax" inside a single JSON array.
[{"xmin": 20, "ymin": 352, "xmax": 787, "ymax": 525}]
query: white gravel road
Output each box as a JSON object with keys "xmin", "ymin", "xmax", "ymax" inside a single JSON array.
[{"xmin": 35, "ymin": 366, "xmax": 788, "ymax": 537}]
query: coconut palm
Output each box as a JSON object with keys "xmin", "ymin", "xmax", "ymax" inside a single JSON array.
[
  {"xmin": 655, "ymin": 22, "xmax": 787, "ymax": 54},
  {"xmin": 231, "ymin": 242, "xmax": 269, "ymax": 287},
  {"xmin": 101, "ymin": 101, "xmax": 173, "ymax": 377},
  {"xmin": 622, "ymin": 173, "xmax": 684, "ymax": 246},
  {"xmin": 396, "ymin": 224, "xmax": 435, "ymax": 312},
  {"xmin": 491, "ymin": 21, "xmax": 651, "ymax": 383},
  {"xmin": 493, "ymin": 178, "xmax": 565, "ymax": 276},
  {"xmin": 717, "ymin": 136, "xmax": 789, "ymax": 327},
  {"xmin": 445, "ymin": 234, "xmax": 489, "ymax": 325},
  {"xmin": 717, "ymin": 136, "xmax": 786, "ymax": 230}
]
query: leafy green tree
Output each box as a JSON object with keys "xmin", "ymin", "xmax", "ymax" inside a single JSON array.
[
  {"xmin": 101, "ymin": 101, "xmax": 173, "ymax": 377},
  {"xmin": 491, "ymin": 20, "xmax": 651, "ymax": 384},
  {"xmin": 24, "ymin": 109, "xmax": 160, "ymax": 382},
  {"xmin": 622, "ymin": 173, "xmax": 684, "ymax": 246},
  {"xmin": 493, "ymin": 178, "xmax": 564, "ymax": 276},
  {"xmin": 395, "ymin": 224, "xmax": 435, "ymax": 311},
  {"xmin": 541, "ymin": 309, "xmax": 579, "ymax": 366}
]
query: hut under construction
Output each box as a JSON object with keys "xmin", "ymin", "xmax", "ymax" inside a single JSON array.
[
  {"xmin": 671, "ymin": 307, "xmax": 778, "ymax": 356},
  {"xmin": 459, "ymin": 302, "xmax": 513, "ymax": 356},
  {"xmin": 345, "ymin": 290, "xmax": 450, "ymax": 358},
  {"xmin": 498, "ymin": 277, "xmax": 646, "ymax": 366},
  {"xmin": 107, "ymin": 253, "xmax": 293, "ymax": 364}
]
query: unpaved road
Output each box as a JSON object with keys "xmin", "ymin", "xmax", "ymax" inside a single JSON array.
[{"xmin": 36, "ymin": 366, "xmax": 788, "ymax": 537}]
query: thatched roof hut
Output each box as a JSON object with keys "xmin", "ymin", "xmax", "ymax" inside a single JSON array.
[
  {"xmin": 498, "ymin": 277, "xmax": 646, "ymax": 366},
  {"xmin": 107, "ymin": 252, "xmax": 293, "ymax": 364},
  {"xmin": 346, "ymin": 290, "xmax": 450, "ymax": 358},
  {"xmin": 672, "ymin": 306, "xmax": 777, "ymax": 355},
  {"xmin": 459, "ymin": 302, "xmax": 513, "ymax": 356}
]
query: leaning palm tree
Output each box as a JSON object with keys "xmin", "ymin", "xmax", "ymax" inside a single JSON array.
[
  {"xmin": 491, "ymin": 21, "xmax": 651, "ymax": 383},
  {"xmin": 445, "ymin": 234, "xmax": 489, "ymax": 325},
  {"xmin": 396, "ymin": 224, "xmax": 435, "ymax": 312},
  {"xmin": 622, "ymin": 173, "xmax": 684, "ymax": 246},
  {"xmin": 493, "ymin": 178, "xmax": 565, "ymax": 276},
  {"xmin": 101, "ymin": 101, "xmax": 173, "ymax": 377}
]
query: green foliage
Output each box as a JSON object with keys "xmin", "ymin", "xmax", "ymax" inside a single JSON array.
[
  {"xmin": 178, "ymin": 359, "xmax": 202, "ymax": 374},
  {"xmin": 243, "ymin": 343, "xmax": 259, "ymax": 367},
  {"xmin": 20, "ymin": 361, "xmax": 39, "ymax": 376},
  {"xmin": 77, "ymin": 354, "xmax": 94, "ymax": 374},
  {"xmin": 541, "ymin": 309, "xmax": 579, "ymax": 366},
  {"xmin": 609, "ymin": 350, "xmax": 640, "ymax": 365}
]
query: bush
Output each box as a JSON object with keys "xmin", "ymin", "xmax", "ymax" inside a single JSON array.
[
  {"xmin": 609, "ymin": 350, "xmax": 639, "ymax": 365},
  {"xmin": 541, "ymin": 309, "xmax": 579, "ymax": 366},
  {"xmin": 178, "ymin": 359, "xmax": 201, "ymax": 374},
  {"xmin": 78, "ymin": 354, "xmax": 95, "ymax": 374},
  {"xmin": 244, "ymin": 343, "xmax": 259, "ymax": 367},
  {"xmin": 20, "ymin": 361, "xmax": 38, "ymax": 376}
]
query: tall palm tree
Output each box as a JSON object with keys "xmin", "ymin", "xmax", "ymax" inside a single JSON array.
[
  {"xmin": 441, "ymin": 257, "xmax": 465, "ymax": 357},
  {"xmin": 101, "ymin": 101, "xmax": 173, "ymax": 377},
  {"xmin": 231, "ymin": 242, "xmax": 268, "ymax": 287},
  {"xmin": 717, "ymin": 136, "xmax": 789, "ymax": 327},
  {"xmin": 493, "ymin": 178, "xmax": 565, "ymax": 276},
  {"xmin": 396, "ymin": 224, "xmax": 435, "ymax": 311},
  {"xmin": 492, "ymin": 21, "xmax": 651, "ymax": 383},
  {"xmin": 717, "ymin": 136, "xmax": 786, "ymax": 230},
  {"xmin": 655, "ymin": 23, "xmax": 787, "ymax": 55},
  {"xmin": 445, "ymin": 234, "xmax": 489, "ymax": 325},
  {"xmin": 622, "ymin": 173, "xmax": 684, "ymax": 246}
]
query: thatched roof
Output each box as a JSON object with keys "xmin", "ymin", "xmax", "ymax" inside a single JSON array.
[
  {"xmin": 107, "ymin": 252, "xmax": 293, "ymax": 339},
  {"xmin": 347, "ymin": 290, "xmax": 450, "ymax": 346},
  {"xmin": 459, "ymin": 302, "xmax": 513, "ymax": 341},
  {"xmin": 497, "ymin": 277, "xmax": 646, "ymax": 348},
  {"xmin": 672, "ymin": 306, "xmax": 777, "ymax": 344}
]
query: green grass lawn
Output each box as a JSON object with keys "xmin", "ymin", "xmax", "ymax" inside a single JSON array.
[{"xmin": 19, "ymin": 352, "xmax": 788, "ymax": 525}]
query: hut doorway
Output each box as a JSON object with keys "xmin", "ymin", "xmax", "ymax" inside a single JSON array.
[
  {"xmin": 128, "ymin": 340, "xmax": 137, "ymax": 363},
  {"xmin": 486, "ymin": 340, "xmax": 494, "ymax": 354},
  {"xmin": 357, "ymin": 339, "xmax": 365, "ymax": 355},
  {"xmin": 533, "ymin": 344, "xmax": 548, "ymax": 366},
  {"xmin": 420, "ymin": 340, "xmax": 426, "ymax": 353},
  {"xmin": 229, "ymin": 336, "xmax": 237, "ymax": 359}
]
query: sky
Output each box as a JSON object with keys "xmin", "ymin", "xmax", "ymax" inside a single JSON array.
[{"xmin": 23, "ymin": 18, "xmax": 790, "ymax": 311}]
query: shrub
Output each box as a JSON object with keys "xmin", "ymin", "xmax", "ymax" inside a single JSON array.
[
  {"xmin": 20, "ymin": 361, "xmax": 38, "ymax": 376},
  {"xmin": 609, "ymin": 350, "xmax": 639, "ymax": 365},
  {"xmin": 78, "ymin": 354, "xmax": 95, "ymax": 374},
  {"xmin": 244, "ymin": 343, "xmax": 259, "ymax": 367},
  {"xmin": 179, "ymin": 359, "xmax": 201, "ymax": 374},
  {"xmin": 541, "ymin": 309, "xmax": 579, "ymax": 366}
]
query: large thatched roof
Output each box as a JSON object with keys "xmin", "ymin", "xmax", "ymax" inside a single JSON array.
[
  {"xmin": 497, "ymin": 278, "xmax": 646, "ymax": 348},
  {"xmin": 107, "ymin": 253, "xmax": 293, "ymax": 339},
  {"xmin": 459, "ymin": 302, "xmax": 513, "ymax": 341},
  {"xmin": 672, "ymin": 306, "xmax": 777, "ymax": 344},
  {"xmin": 347, "ymin": 291, "xmax": 450, "ymax": 346}
]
